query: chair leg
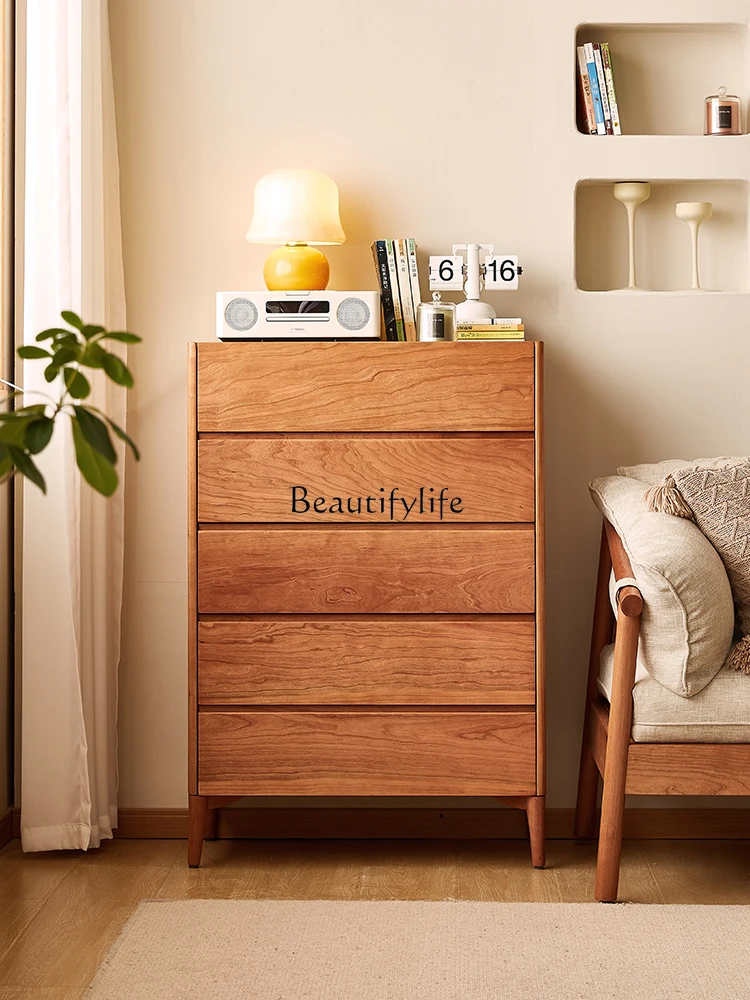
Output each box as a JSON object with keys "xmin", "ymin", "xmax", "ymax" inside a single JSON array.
[
  {"xmin": 188, "ymin": 794, "xmax": 209, "ymax": 868},
  {"xmin": 595, "ymin": 611, "xmax": 639, "ymax": 902},
  {"xmin": 575, "ymin": 525, "xmax": 613, "ymax": 840},
  {"xmin": 574, "ymin": 745, "xmax": 600, "ymax": 840},
  {"xmin": 526, "ymin": 796, "xmax": 545, "ymax": 869}
]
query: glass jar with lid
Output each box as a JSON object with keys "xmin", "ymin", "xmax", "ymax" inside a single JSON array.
[{"xmin": 705, "ymin": 87, "xmax": 742, "ymax": 136}]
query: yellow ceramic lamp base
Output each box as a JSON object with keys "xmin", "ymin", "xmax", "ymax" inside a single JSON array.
[{"xmin": 263, "ymin": 243, "xmax": 330, "ymax": 291}]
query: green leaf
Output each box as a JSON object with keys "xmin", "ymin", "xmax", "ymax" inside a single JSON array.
[
  {"xmin": 80, "ymin": 343, "xmax": 106, "ymax": 368},
  {"xmin": 0, "ymin": 414, "xmax": 41, "ymax": 446},
  {"xmin": 44, "ymin": 363, "xmax": 60, "ymax": 383},
  {"xmin": 17, "ymin": 346, "xmax": 51, "ymax": 360},
  {"xmin": 73, "ymin": 406, "xmax": 116, "ymax": 463},
  {"xmin": 8, "ymin": 445, "xmax": 46, "ymax": 493},
  {"xmin": 61, "ymin": 310, "xmax": 83, "ymax": 330},
  {"xmin": 101, "ymin": 331, "xmax": 141, "ymax": 344},
  {"xmin": 105, "ymin": 416, "xmax": 140, "ymax": 461},
  {"xmin": 16, "ymin": 345, "xmax": 52, "ymax": 361},
  {"xmin": 36, "ymin": 327, "xmax": 72, "ymax": 342},
  {"xmin": 101, "ymin": 352, "xmax": 134, "ymax": 388},
  {"xmin": 24, "ymin": 417, "xmax": 54, "ymax": 454},
  {"xmin": 71, "ymin": 417, "xmax": 117, "ymax": 496},
  {"xmin": 81, "ymin": 324, "xmax": 105, "ymax": 340},
  {"xmin": 63, "ymin": 368, "xmax": 91, "ymax": 399},
  {"xmin": 52, "ymin": 347, "xmax": 78, "ymax": 367}
]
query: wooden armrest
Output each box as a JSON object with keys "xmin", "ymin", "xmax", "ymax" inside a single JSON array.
[{"xmin": 604, "ymin": 520, "xmax": 643, "ymax": 619}]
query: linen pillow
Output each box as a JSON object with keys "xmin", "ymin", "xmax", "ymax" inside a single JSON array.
[
  {"xmin": 589, "ymin": 475, "xmax": 735, "ymax": 697},
  {"xmin": 617, "ymin": 457, "xmax": 739, "ymax": 486},
  {"xmin": 645, "ymin": 458, "xmax": 750, "ymax": 673}
]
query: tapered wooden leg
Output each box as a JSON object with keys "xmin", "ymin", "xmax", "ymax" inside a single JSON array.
[
  {"xmin": 576, "ymin": 525, "xmax": 613, "ymax": 840},
  {"xmin": 595, "ymin": 611, "xmax": 639, "ymax": 902},
  {"xmin": 575, "ymin": 745, "xmax": 600, "ymax": 840},
  {"xmin": 526, "ymin": 795, "xmax": 545, "ymax": 869},
  {"xmin": 188, "ymin": 794, "xmax": 208, "ymax": 868}
]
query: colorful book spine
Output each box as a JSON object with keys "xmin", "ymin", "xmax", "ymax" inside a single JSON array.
[
  {"xmin": 584, "ymin": 42, "xmax": 606, "ymax": 135},
  {"xmin": 576, "ymin": 45, "xmax": 597, "ymax": 134},
  {"xmin": 395, "ymin": 239, "xmax": 417, "ymax": 341},
  {"xmin": 592, "ymin": 44, "xmax": 613, "ymax": 135},
  {"xmin": 457, "ymin": 323, "xmax": 524, "ymax": 332},
  {"xmin": 601, "ymin": 43, "xmax": 621, "ymax": 135},
  {"xmin": 371, "ymin": 240, "xmax": 397, "ymax": 341},
  {"xmin": 385, "ymin": 239, "xmax": 405, "ymax": 341},
  {"xmin": 406, "ymin": 239, "xmax": 422, "ymax": 316}
]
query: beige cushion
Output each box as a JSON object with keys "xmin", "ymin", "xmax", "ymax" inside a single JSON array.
[
  {"xmin": 598, "ymin": 644, "xmax": 749, "ymax": 742},
  {"xmin": 617, "ymin": 457, "xmax": 741, "ymax": 485},
  {"xmin": 669, "ymin": 459, "xmax": 750, "ymax": 636},
  {"xmin": 589, "ymin": 475, "xmax": 735, "ymax": 697}
]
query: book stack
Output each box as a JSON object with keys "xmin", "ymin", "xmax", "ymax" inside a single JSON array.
[
  {"xmin": 455, "ymin": 318, "xmax": 525, "ymax": 341},
  {"xmin": 576, "ymin": 42, "xmax": 621, "ymax": 136},
  {"xmin": 371, "ymin": 239, "xmax": 422, "ymax": 341}
]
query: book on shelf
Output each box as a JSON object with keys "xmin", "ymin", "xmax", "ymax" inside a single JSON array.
[
  {"xmin": 577, "ymin": 41, "xmax": 621, "ymax": 136},
  {"xmin": 601, "ymin": 43, "xmax": 621, "ymax": 135},
  {"xmin": 372, "ymin": 237, "xmax": 422, "ymax": 341},
  {"xmin": 455, "ymin": 321, "xmax": 525, "ymax": 341},
  {"xmin": 576, "ymin": 45, "xmax": 597, "ymax": 135},
  {"xmin": 395, "ymin": 239, "xmax": 417, "ymax": 341},
  {"xmin": 583, "ymin": 42, "xmax": 606, "ymax": 135},
  {"xmin": 371, "ymin": 240, "xmax": 398, "ymax": 341}
]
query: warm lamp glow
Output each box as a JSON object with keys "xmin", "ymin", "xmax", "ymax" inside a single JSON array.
[{"xmin": 245, "ymin": 169, "xmax": 346, "ymax": 246}]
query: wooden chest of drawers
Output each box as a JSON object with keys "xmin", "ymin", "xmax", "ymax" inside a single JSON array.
[{"xmin": 188, "ymin": 341, "xmax": 545, "ymax": 867}]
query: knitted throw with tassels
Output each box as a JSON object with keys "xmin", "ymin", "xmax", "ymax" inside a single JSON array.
[{"xmin": 645, "ymin": 458, "xmax": 750, "ymax": 675}]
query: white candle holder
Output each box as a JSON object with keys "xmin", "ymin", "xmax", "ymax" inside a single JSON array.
[
  {"xmin": 613, "ymin": 182, "xmax": 651, "ymax": 289},
  {"xmin": 675, "ymin": 201, "xmax": 713, "ymax": 290}
]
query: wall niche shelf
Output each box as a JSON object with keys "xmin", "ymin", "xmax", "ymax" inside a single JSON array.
[
  {"xmin": 575, "ymin": 178, "xmax": 749, "ymax": 292},
  {"xmin": 575, "ymin": 23, "xmax": 749, "ymax": 136}
]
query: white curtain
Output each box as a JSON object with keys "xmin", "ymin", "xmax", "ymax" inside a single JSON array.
[{"xmin": 20, "ymin": 0, "xmax": 126, "ymax": 851}]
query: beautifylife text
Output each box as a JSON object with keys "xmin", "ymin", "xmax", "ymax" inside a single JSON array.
[{"xmin": 290, "ymin": 485, "xmax": 464, "ymax": 520}]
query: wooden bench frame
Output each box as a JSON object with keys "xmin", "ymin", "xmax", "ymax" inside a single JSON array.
[{"xmin": 575, "ymin": 520, "xmax": 750, "ymax": 902}]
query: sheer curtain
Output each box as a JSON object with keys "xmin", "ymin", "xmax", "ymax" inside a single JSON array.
[{"xmin": 19, "ymin": 0, "xmax": 126, "ymax": 851}]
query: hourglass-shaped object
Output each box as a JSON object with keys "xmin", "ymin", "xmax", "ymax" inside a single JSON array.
[
  {"xmin": 675, "ymin": 202, "xmax": 713, "ymax": 290},
  {"xmin": 613, "ymin": 182, "xmax": 651, "ymax": 289}
]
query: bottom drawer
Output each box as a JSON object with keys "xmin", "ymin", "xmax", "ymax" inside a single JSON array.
[{"xmin": 198, "ymin": 710, "xmax": 536, "ymax": 796}]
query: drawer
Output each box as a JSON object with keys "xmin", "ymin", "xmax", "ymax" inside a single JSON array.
[
  {"xmin": 197, "ymin": 709, "xmax": 537, "ymax": 795},
  {"xmin": 197, "ymin": 526, "xmax": 535, "ymax": 614},
  {"xmin": 197, "ymin": 342, "xmax": 535, "ymax": 432},
  {"xmin": 197, "ymin": 617, "xmax": 536, "ymax": 705},
  {"xmin": 197, "ymin": 435, "xmax": 534, "ymax": 523}
]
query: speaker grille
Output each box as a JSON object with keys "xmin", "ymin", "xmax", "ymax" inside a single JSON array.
[
  {"xmin": 336, "ymin": 297, "xmax": 370, "ymax": 332},
  {"xmin": 224, "ymin": 297, "xmax": 258, "ymax": 332}
]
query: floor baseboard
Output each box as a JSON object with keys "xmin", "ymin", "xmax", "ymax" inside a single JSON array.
[{"xmin": 106, "ymin": 806, "xmax": 750, "ymax": 841}]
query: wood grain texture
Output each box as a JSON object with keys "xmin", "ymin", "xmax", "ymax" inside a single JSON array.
[
  {"xmin": 626, "ymin": 744, "xmax": 750, "ymax": 795},
  {"xmin": 198, "ymin": 617, "xmax": 536, "ymax": 704},
  {"xmin": 198, "ymin": 526, "xmax": 534, "ymax": 614},
  {"xmin": 187, "ymin": 344, "xmax": 198, "ymax": 793},
  {"xmin": 197, "ymin": 435, "xmax": 534, "ymax": 523},
  {"xmin": 197, "ymin": 710, "xmax": 536, "ymax": 796},
  {"xmin": 196, "ymin": 342, "xmax": 535, "ymax": 432},
  {"xmin": 534, "ymin": 341, "xmax": 545, "ymax": 794}
]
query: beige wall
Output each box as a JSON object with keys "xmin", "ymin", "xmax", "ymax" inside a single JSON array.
[{"xmin": 109, "ymin": 0, "xmax": 750, "ymax": 809}]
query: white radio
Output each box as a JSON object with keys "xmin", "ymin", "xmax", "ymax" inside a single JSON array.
[{"xmin": 216, "ymin": 290, "xmax": 380, "ymax": 341}]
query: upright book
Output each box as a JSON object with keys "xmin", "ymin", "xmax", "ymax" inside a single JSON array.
[
  {"xmin": 576, "ymin": 45, "xmax": 597, "ymax": 135},
  {"xmin": 385, "ymin": 239, "xmax": 406, "ymax": 341},
  {"xmin": 395, "ymin": 239, "xmax": 417, "ymax": 341},
  {"xmin": 583, "ymin": 42, "xmax": 606, "ymax": 135},
  {"xmin": 371, "ymin": 240, "xmax": 398, "ymax": 341}
]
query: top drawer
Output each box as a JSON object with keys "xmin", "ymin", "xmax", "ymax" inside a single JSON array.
[{"xmin": 197, "ymin": 342, "xmax": 535, "ymax": 432}]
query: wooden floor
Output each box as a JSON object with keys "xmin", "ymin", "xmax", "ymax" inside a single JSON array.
[{"xmin": 1, "ymin": 837, "xmax": 750, "ymax": 997}]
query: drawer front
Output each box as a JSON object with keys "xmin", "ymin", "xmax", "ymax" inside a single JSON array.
[
  {"xmin": 197, "ymin": 342, "xmax": 535, "ymax": 432},
  {"xmin": 198, "ymin": 617, "xmax": 536, "ymax": 705},
  {"xmin": 197, "ymin": 527, "xmax": 535, "ymax": 614},
  {"xmin": 197, "ymin": 435, "xmax": 534, "ymax": 523},
  {"xmin": 198, "ymin": 710, "xmax": 536, "ymax": 795}
]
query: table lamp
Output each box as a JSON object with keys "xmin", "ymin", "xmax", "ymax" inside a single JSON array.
[{"xmin": 246, "ymin": 168, "xmax": 346, "ymax": 291}]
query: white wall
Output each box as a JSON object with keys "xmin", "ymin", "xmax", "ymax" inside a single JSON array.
[{"xmin": 109, "ymin": 0, "xmax": 750, "ymax": 810}]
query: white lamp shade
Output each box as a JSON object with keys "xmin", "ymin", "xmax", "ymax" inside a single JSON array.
[{"xmin": 245, "ymin": 168, "xmax": 346, "ymax": 246}]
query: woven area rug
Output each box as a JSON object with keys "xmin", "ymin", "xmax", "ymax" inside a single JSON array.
[{"xmin": 85, "ymin": 899, "xmax": 750, "ymax": 999}]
